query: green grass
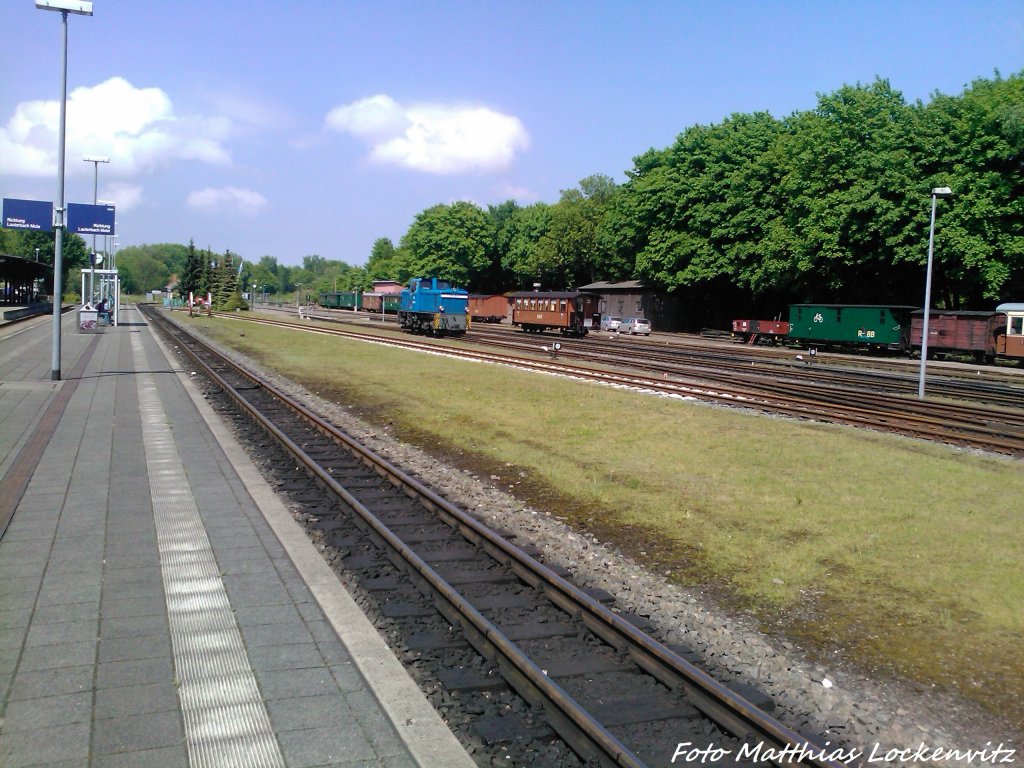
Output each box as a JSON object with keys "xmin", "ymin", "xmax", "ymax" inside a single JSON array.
[{"xmin": 187, "ymin": 313, "xmax": 1024, "ymax": 723}]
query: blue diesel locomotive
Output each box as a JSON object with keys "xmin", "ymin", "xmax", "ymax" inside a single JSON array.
[{"xmin": 397, "ymin": 277, "xmax": 470, "ymax": 336}]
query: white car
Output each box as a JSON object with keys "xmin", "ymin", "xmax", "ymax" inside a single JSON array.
[
  {"xmin": 599, "ymin": 316, "xmax": 622, "ymax": 332},
  {"xmin": 620, "ymin": 317, "xmax": 652, "ymax": 335}
]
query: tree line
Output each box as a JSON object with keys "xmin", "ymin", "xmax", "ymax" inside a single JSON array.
[
  {"xmin": 365, "ymin": 72, "xmax": 1022, "ymax": 328},
  {"xmin": 7, "ymin": 72, "xmax": 1017, "ymax": 325}
]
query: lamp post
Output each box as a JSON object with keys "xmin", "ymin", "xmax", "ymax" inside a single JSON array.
[
  {"xmin": 918, "ymin": 186, "xmax": 953, "ymax": 399},
  {"xmin": 37, "ymin": 0, "xmax": 92, "ymax": 380},
  {"xmin": 83, "ymin": 154, "xmax": 109, "ymax": 303},
  {"xmin": 251, "ymin": 282, "xmax": 256, "ymax": 305},
  {"xmin": 98, "ymin": 198, "xmax": 114, "ymax": 279}
]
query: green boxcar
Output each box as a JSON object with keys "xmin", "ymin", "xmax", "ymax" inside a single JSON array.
[{"xmin": 788, "ymin": 304, "xmax": 916, "ymax": 350}]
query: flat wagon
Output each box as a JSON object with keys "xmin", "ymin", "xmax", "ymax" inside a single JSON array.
[{"xmin": 510, "ymin": 291, "xmax": 598, "ymax": 337}]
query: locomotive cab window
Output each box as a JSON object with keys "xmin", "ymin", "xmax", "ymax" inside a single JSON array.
[{"xmin": 1011, "ymin": 317, "xmax": 1024, "ymax": 335}]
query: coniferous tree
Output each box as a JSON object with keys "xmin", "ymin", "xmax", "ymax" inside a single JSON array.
[
  {"xmin": 197, "ymin": 248, "xmax": 213, "ymax": 299},
  {"xmin": 180, "ymin": 240, "xmax": 204, "ymax": 301}
]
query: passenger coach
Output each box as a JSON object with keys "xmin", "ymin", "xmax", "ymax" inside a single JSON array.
[
  {"xmin": 995, "ymin": 303, "xmax": 1024, "ymax": 360},
  {"xmin": 510, "ymin": 290, "xmax": 598, "ymax": 337}
]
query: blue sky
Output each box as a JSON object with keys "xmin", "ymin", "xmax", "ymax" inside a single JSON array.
[{"xmin": 1, "ymin": 1, "xmax": 1021, "ymax": 268}]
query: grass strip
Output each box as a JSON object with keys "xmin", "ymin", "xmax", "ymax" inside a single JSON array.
[{"xmin": 188, "ymin": 314, "xmax": 1024, "ymax": 724}]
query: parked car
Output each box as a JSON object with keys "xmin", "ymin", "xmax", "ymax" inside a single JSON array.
[
  {"xmin": 600, "ymin": 316, "xmax": 622, "ymax": 332},
  {"xmin": 620, "ymin": 317, "xmax": 652, "ymax": 335}
]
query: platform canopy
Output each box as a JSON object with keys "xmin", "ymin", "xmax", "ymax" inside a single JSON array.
[
  {"xmin": 0, "ymin": 253, "xmax": 52, "ymax": 280},
  {"xmin": 0, "ymin": 253, "xmax": 53, "ymax": 305}
]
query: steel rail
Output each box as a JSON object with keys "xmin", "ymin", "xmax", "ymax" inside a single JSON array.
[
  {"xmin": 272, "ymin": 301, "xmax": 1024, "ymax": 392},
  {"xmin": 260, "ymin": 302, "xmax": 1024, "ymax": 405},
  {"xmin": 208, "ymin": 311, "xmax": 1024, "ymax": 456},
  {"xmin": 148, "ymin": 306, "xmax": 846, "ymax": 768},
  {"xmin": 465, "ymin": 327, "xmax": 1024, "ymax": 410}
]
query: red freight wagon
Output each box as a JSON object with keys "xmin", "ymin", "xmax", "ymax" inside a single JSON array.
[
  {"xmin": 468, "ymin": 294, "xmax": 510, "ymax": 323},
  {"xmin": 731, "ymin": 318, "xmax": 791, "ymax": 344},
  {"xmin": 910, "ymin": 310, "xmax": 1005, "ymax": 362}
]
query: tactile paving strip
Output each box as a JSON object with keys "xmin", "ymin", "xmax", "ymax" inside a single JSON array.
[{"xmin": 132, "ymin": 332, "xmax": 285, "ymax": 767}]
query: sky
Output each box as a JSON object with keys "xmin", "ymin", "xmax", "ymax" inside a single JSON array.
[{"xmin": 1, "ymin": 1, "xmax": 1021, "ymax": 268}]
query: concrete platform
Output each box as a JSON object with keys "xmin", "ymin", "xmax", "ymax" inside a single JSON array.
[{"xmin": 0, "ymin": 307, "xmax": 474, "ymax": 768}]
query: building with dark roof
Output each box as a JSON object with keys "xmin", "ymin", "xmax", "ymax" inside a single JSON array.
[{"xmin": 577, "ymin": 279, "xmax": 683, "ymax": 331}]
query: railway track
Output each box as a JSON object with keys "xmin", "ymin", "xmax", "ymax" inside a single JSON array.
[
  {"xmin": 465, "ymin": 326, "xmax": 1024, "ymax": 411},
  {"xmin": 207, "ymin": 309, "xmax": 1024, "ymax": 457},
  {"xmin": 144, "ymin": 305, "xmax": 846, "ymax": 767},
  {"xmin": 258, "ymin": 303, "xmax": 1024, "ymax": 409}
]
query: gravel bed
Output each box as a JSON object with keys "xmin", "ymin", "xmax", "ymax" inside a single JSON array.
[{"xmin": 189, "ymin": 324, "xmax": 1021, "ymax": 766}]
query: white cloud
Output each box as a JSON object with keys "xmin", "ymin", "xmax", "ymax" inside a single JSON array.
[
  {"xmin": 102, "ymin": 183, "xmax": 144, "ymax": 213},
  {"xmin": 325, "ymin": 94, "xmax": 529, "ymax": 174},
  {"xmin": 0, "ymin": 77, "xmax": 232, "ymax": 177},
  {"xmin": 326, "ymin": 94, "xmax": 407, "ymax": 138},
  {"xmin": 186, "ymin": 186, "xmax": 268, "ymax": 217},
  {"xmin": 499, "ymin": 184, "xmax": 540, "ymax": 203}
]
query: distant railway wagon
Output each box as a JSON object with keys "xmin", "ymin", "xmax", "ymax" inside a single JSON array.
[
  {"xmin": 468, "ymin": 294, "xmax": 511, "ymax": 323},
  {"xmin": 398, "ymin": 277, "xmax": 469, "ymax": 336},
  {"xmin": 996, "ymin": 303, "xmax": 1024, "ymax": 360},
  {"xmin": 510, "ymin": 291, "xmax": 598, "ymax": 337},
  {"xmin": 362, "ymin": 292, "xmax": 401, "ymax": 314},
  {"xmin": 788, "ymin": 304, "xmax": 916, "ymax": 350},
  {"xmin": 731, "ymin": 318, "xmax": 790, "ymax": 344},
  {"xmin": 910, "ymin": 309, "xmax": 1005, "ymax": 362},
  {"xmin": 318, "ymin": 290, "xmax": 361, "ymax": 310},
  {"xmin": 732, "ymin": 301, "xmax": 1024, "ymax": 364}
]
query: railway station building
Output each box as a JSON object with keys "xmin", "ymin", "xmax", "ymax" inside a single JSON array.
[{"xmin": 577, "ymin": 279, "xmax": 684, "ymax": 332}]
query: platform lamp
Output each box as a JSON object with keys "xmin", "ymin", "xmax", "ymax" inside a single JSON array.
[
  {"xmin": 918, "ymin": 186, "xmax": 953, "ymax": 399},
  {"xmin": 83, "ymin": 154, "xmax": 109, "ymax": 303},
  {"xmin": 98, "ymin": 198, "xmax": 115, "ymax": 274},
  {"xmin": 37, "ymin": 0, "xmax": 93, "ymax": 381}
]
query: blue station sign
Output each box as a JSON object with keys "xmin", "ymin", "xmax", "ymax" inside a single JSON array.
[
  {"xmin": 67, "ymin": 202, "xmax": 116, "ymax": 235},
  {"xmin": 2, "ymin": 198, "xmax": 53, "ymax": 232}
]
